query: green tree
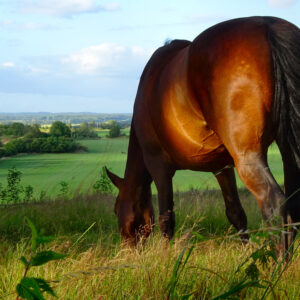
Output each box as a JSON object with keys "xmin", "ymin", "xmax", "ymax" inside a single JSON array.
[
  {"xmin": 0, "ymin": 148, "xmax": 5, "ymax": 158},
  {"xmin": 0, "ymin": 124, "xmax": 7, "ymax": 135},
  {"xmin": 9, "ymin": 122, "xmax": 25, "ymax": 136},
  {"xmin": 93, "ymin": 167, "xmax": 113, "ymax": 194},
  {"xmin": 5, "ymin": 167, "xmax": 23, "ymax": 203},
  {"xmin": 100, "ymin": 120, "xmax": 117, "ymax": 129},
  {"xmin": 50, "ymin": 121, "xmax": 71, "ymax": 137},
  {"xmin": 108, "ymin": 121, "xmax": 121, "ymax": 138},
  {"xmin": 24, "ymin": 185, "xmax": 34, "ymax": 203},
  {"xmin": 3, "ymin": 138, "xmax": 27, "ymax": 156},
  {"xmin": 25, "ymin": 124, "xmax": 43, "ymax": 138},
  {"xmin": 90, "ymin": 121, "xmax": 97, "ymax": 128},
  {"xmin": 78, "ymin": 122, "xmax": 90, "ymax": 135},
  {"xmin": 72, "ymin": 122, "xmax": 98, "ymax": 138}
]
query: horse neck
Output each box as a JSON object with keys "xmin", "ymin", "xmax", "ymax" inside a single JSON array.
[{"xmin": 123, "ymin": 125, "xmax": 150, "ymax": 192}]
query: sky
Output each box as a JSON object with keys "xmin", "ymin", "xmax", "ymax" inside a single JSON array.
[{"xmin": 0, "ymin": 0, "xmax": 299, "ymax": 113}]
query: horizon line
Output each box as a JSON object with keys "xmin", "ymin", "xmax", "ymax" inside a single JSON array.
[{"xmin": 0, "ymin": 112, "xmax": 133, "ymax": 114}]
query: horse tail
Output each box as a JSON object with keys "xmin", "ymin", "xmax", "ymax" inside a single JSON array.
[
  {"xmin": 267, "ymin": 18, "xmax": 300, "ymax": 228},
  {"xmin": 267, "ymin": 18, "xmax": 300, "ymax": 169}
]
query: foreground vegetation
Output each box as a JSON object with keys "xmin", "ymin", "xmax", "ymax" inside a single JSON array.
[{"xmin": 0, "ymin": 190, "xmax": 299, "ymax": 299}]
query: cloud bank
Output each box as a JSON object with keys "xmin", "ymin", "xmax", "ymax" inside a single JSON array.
[
  {"xmin": 62, "ymin": 43, "xmax": 152, "ymax": 76},
  {"xmin": 267, "ymin": 0, "xmax": 296, "ymax": 8},
  {"xmin": 0, "ymin": 43, "xmax": 153, "ymax": 101},
  {"xmin": 21, "ymin": 0, "xmax": 119, "ymax": 17}
]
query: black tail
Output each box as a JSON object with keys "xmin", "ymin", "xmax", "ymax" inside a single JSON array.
[{"xmin": 266, "ymin": 17, "xmax": 300, "ymax": 168}]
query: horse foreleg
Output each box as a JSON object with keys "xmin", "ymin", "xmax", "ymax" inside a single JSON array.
[
  {"xmin": 215, "ymin": 167, "xmax": 249, "ymax": 242},
  {"xmin": 156, "ymin": 176, "xmax": 175, "ymax": 240},
  {"xmin": 144, "ymin": 156, "xmax": 175, "ymax": 239}
]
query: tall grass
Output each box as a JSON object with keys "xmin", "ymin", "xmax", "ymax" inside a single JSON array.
[{"xmin": 0, "ymin": 190, "xmax": 299, "ymax": 299}]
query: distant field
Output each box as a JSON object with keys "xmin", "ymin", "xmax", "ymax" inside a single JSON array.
[
  {"xmin": 39, "ymin": 126, "xmax": 130, "ymax": 137},
  {"xmin": 0, "ymin": 138, "xmax": 283, "ymax": 198},
  {"xmin": 95, "ymin": 128, "xmax": 130, "ymax": 138}
]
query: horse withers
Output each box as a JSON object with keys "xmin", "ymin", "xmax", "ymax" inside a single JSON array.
[{"xmin": 106, "ymin": 16, "xmax": 300, "ymax": 249}]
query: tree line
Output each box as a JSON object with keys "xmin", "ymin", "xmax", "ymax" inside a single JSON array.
[
  {"xmin": 0, "ymin": 120, "xmax": 123, "ymax": 139},
  {"xmin": 0, "ymin": 122, "xmax": 86, "ymax": 158},
  {"xmin": 0, "ymin": 120, "xmax": 124, "ymax": 158}
]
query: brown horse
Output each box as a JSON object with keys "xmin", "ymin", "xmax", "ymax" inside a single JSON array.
[{"xmin": 106, "ymin": 16, "xmax": 300, "ymax": 248}]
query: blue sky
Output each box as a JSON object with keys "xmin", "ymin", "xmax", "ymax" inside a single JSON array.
[{"xmin": 0, "ymin": 0, "xmax": 299, "ymax": 113}]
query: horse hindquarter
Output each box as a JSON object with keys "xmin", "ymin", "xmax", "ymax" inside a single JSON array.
[{"xmin": 188, "ymin": 18, "xmax": 285, "ymax": 224}]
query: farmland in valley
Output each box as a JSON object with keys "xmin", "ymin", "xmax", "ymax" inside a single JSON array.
[{"xmin": 0, "ymin": 136, "xmax": 283, "ymax": 198}]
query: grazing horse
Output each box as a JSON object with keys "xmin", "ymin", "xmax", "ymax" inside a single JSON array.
[{"xmin": 106, "ymin": 16, "xmax": 300, "ymax": 248}]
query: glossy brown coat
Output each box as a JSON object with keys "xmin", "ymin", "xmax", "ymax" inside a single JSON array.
[{"xmin": 106, "ymin": 17, "xmax": 300, "ymax": 248}]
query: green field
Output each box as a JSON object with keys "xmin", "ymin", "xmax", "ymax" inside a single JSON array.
[
  {"xmin": 0, "ymin": 138, "xmax": 283, "ymax": 199},
  {"xmin": 95, "ymin": 128, "xmax": 130, "ymax": 138},
  {"xmin": 1, "ymin": 138, "xmax": 299, "ymax": 300}
]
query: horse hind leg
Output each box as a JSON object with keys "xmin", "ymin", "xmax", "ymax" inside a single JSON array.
[
  {"xmin": 282, "ymin": 154, "xmax": 300, "ymax": 245},
  {"xmin": 213, "ymin": 118, "xmax": 286, "ymax": 251},
  {"xmin": 233, "ymin": 151, "xmax": 285, "ymax": 225},
  {"xmin": 215, "ymin": 166, "xmax": 249, "ymax": 242},
  {"xmin": 212, "ymin": 122, "xmax": 285, "ymax": 223}
]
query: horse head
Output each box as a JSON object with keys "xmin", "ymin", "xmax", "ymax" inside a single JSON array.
[{"xmin": 105, "ymin": 167, "xmax": 154, "ymax": 244}]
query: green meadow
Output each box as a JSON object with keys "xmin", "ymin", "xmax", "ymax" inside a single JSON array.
[
  {"xmin": 1, "ymin": 137, "xmax": 299, "ymax": 300},
  {"xmin": 0, "ymin": 137, "xmax": 283, "ymax": 198}
]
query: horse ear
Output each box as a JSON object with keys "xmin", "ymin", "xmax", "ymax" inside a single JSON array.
[{"xmin": 105, "ymin": 167, "xmax": 123, "ymax": 188}]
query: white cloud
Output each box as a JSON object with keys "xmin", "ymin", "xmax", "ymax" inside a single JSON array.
[
  {"xmin": 267, "ymin": 0, "xmax": 296, "ymax": 8},
  {"xmin": 102, "ymin": 2, "xmax": 119, "ymax": 11},
  {"xmin": 62, "ymin": 43, "xmax": 152, "ymax": 75},
  {"xmin": 2, "ymin": 62, "xmax": 15, "ymax": 68},
  {"xmin": 22, "ymin": 22, "xmax": 54, "ymax": 30},
  {"xmin": 0, "ymin": 19, "xmax": 56, "ymax": 30},
  {"xmin": 0, "ymin": 43, "xmax": 152, "ymax": 79},
  {"xmin": 21, "ymin": 0, "xmax": 119, "ymax": 17},
  {"xmin": 1, "ymin": 19, "xmax": 14, "ymax": 26},
  {"xmin": 0, "ymin": 43, "xmax": 153, "ymax": 102},
  {"xmin": 62, "ymin": 43, "xmax": 125, "ymax": 74}
]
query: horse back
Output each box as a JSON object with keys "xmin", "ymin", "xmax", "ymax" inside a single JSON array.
[{"xmin": 134, "ymin": 40, "xmax": 232, "ymax": 171}]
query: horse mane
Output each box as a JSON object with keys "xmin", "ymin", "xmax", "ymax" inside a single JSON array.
[{"xmin": 140, "ymin": 39, "xmax": 191, "ymax": 81}]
